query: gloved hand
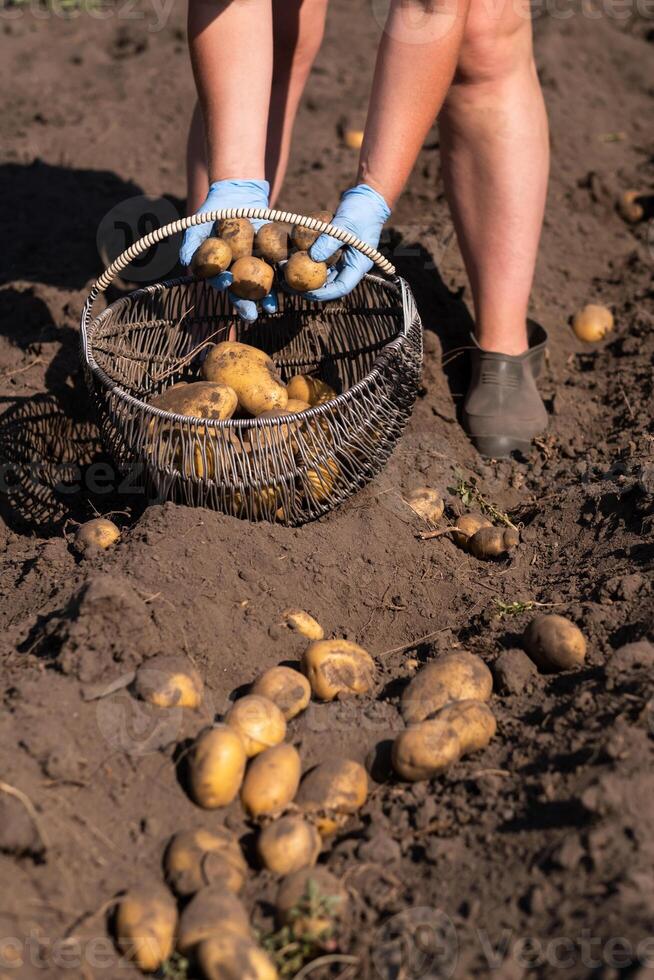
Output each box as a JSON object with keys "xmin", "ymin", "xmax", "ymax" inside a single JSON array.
[
  {"xmin": 179, "ymin": 178, "xmax": 277, "ymax": 323},
  {"xmin": 303, "ymin": 184, "xmax": 391, "ymax": 302}
]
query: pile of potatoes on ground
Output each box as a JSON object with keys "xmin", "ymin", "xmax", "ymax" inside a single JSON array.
[{"xmin": 113, "ymin": 602, "xmax": 588, "ymax": 977}]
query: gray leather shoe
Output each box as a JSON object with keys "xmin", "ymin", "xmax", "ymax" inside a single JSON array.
[{"xmin": 462, "ymin": 324, "xmax": 549, "ymax": 458}]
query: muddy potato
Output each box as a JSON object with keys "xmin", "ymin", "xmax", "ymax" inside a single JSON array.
[
  {"xmin": 134, "ymin": 655, "xmax": 203, "ymax": 710},
  {"xmin": 230, "ymin": 257, "xmax": 275, "ymax": 301},
  {"xmin": 291, "ymin": 211, "xmax": 332, "ymax": 252},
  {"xmin": 225, "ymin": 695, "xmax": 287, "ymax": 757},
  {"xmin": 468, "ymin": 525, "xmax": 520, "ymax": 560},
  {"xmin": 296, "ymin": 758, "xmax": 368, "ymax": 835},
  {"xmin": 437, "ymin": 699, "xmax": 497, "ymax": 754},
  {"xmin": 150, "ymin": 380, "xmax": 238, "ymax": 422},
  {"xmin": 405, "ymin": 487, "xmax": 444, "ymax": 523},
  {"xmin": 284, "ymin": 251, "xmax": 328, "ymax": 292},
  {"xmin": 302, "ymin": 638, "xmax": 375, "ymax": 701},
  {"xmin": 241, "ymin": 743, "xmax": 301, "ymax": 819},
  {"xmin": 392, "ymin": 700, "xmax": 496, "ymax": 781},
  {"xmin": 251, "ymin": 666, "xmax": 311, "ymax": 721},
  {"xmin": 257, "ymin": 816, "xmax": 321, "ymax": 875},
  {"xmin": 74, "ymin": 518, "xmax": 120, "ymax": 553},
  {"xmin": 191, "ymin": 237, "xmax": 232, "ymax": 278},
  {"xmin": 177, "ymin": 885, "xmax": 251, "ymax": 956},
  {"xmin": 215, "ymin": 217, "xmax": 255, "ymax": 260},
  {"xmin": 523, "ymin": 614, "xmax": 587, "ymax": 672},
  {"xmin": 164, "ymin": 827, "xmax": 247, "ymax": 898},
  {"xmin": 451, "ymin": 512, "xmax": 492, "ymax": 549},
  {"xmin": 188, "ymin": 726, "xmax": 247, "ymax": 809},
  {"xmin": 196, "ymin": 934, "xmax": 279, "ymax": 980},
  {"xmin": 401, "ymin": 651, "xmax": 493, "ymax": 725},
  {"xmin": 116, "ymin": 882, "xmax": 177, "ymax": 973},
  {"xmin": 617, "ymin": 189, "xmax": 645, "ymax": 224},
  {"xmin": 282, "ymin": 608, "xmax": 324, "ymax": 641},
  {"xmin": 286, "ymin": 375, "xmax": 337, "ymax": 406},
  {"xmin": 572, "ymin": 304, "xmax": 614, "ymax": 343},
  {"xmin": 255, "ymin": 222, "xmax": 290, "ymax": 263},
  {"xmin": 201, "ymin": 342, "xmax": 288, "ymax": 417},
  {"xmin": 276, "ymin": 867, "xmax": 348, "ymax": 938}
]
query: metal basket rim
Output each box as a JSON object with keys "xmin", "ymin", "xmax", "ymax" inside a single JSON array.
[{"xmin": 82, "ymin": 272, "xmax": 413, "ymax": 431}]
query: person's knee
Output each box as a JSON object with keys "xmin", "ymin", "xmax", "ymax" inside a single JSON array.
[
  {"xmin": 273, "ymin": 0, "xmax": 327, "ymax": 76},
  {"xmin": 456, "ymin": 1, "xmax": 534, "ymax": 86}
]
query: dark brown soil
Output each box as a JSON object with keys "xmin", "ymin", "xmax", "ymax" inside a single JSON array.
[{"xmin": 1, "ymin": 2, "xmax": 653, "ymax": 978}]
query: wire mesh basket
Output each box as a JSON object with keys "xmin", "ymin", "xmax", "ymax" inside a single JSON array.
[{"xmin": 80, "ymin": 208, "xmax": 423, "ymax": 525}]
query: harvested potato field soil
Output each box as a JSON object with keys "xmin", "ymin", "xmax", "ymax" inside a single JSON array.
[{"xmin": 1, "ymin": 1, "xmax": 653, "ymax": 978}]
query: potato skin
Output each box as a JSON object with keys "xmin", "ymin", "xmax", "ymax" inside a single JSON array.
[
  {"xmin": 286, "ymin": 375, "xmax": 337, "ymax": 406},
  {"xmin": 191, "ymin": 237, "xmax": 232, "ymax": 278},
  {"xmin": 523, "ymin": 614, "xmax": 587, "ymax": 672},
  {"xmin": 276, "ymin": 867, "xmax": 347, "ymax": 936},
  {"xmin": 241, "ymin": 743, "xmax": 301, "ymax": 819},
  {"xmin": 400, "ymin": 651, "xmax": 492, "ymax": 725},
  {"xmin": 230, "ymin": 256, "xmax": 275, "ymax": 301},
  {"xmin": 164, "ymin": 827, "xmax": 247, "ymax": 898},
  {"xmin": 291, "ymin": 211, "xmax": 332, "ymax": 252},
  {"xmin": 251, "ymin": 666, "xmax": 311, "ymax": 720},
  {"xmin": 437, "ymin": 699, "xmax": 497, "ymax": 754},
  {"xmin": 282, "ymin": 608, "xmax": 324, "ymax": 641},
  {"xmin": 452, "ymin": 513, "xmax": 492, "ymax": 549},
  {"xmin": 226, "ymin": 695, "xmax": 287, "ymax": 757},
  {"xmin": 216, "ymin": 217, "xmax": 255, "ymax": 260},
  {"xmin": 257, "ymin": 816, "xmax": 321, "ymax": 875},
  {"xmin": 255, "ymin": 222, "xmax": 290, "ymax": 263},
  {"xmin": 617, "ymin": 189, "xmax": 644, "ymax": 224},
  {"xmin": 201, "ymin": 343, "xmax": 288, "ymax": 417},
  {"xmin": 134, "ymin": 655, "xmax": 203, "ymax": 710},
  {"xmin": 302, "ymin": 639, "xmax": 375, "ymax": 701},
  {"xmin": 393, "ymin": 700, "xmax": 496, "ymax": 781},
  {"xmin": 188, "ymin": 726, "xmax": 247, "ymax": 808},
  {"xmin": 405, "ymin": 487, "xmax": 444, "ymax": 523},
  {"xmin": 150, "ymin": 381, "xmax": 238, "ymax": 421},
  {"xmin": 116, "ymin": 883, "xmax": 177, "ymax": 972},
  {"xmin": 177, "ymin": 885, "xmax": 251, "ymax": 955},
  {"xmin": 74, "ymin": 518, "xmax": 120, "ymax": 552},
  {"xmin": 296, "ymin": 758, "xmax": 368, "ymax": 835},
  {"xmin": 284, "ymin": 251, "xmax": 328, "ymax": 292},
  {"xmin": 572, "ymin": 304, "xmax": 614, "ymax": 343},
  {"xmin": 468, "ymin": 526, "xmax": 519, "ymax": 560},
  {"xmin": 196, "ymin": 934, "xmax": 279, "ymax": 980},
  {"xmin": 306, "ymin": 458, "xmax": 340, "ymax": 503}
]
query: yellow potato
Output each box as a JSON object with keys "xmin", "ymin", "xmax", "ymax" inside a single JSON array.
[
  {"xmin": 344, "ymin": 129, "xmax": 364, "ymax": 149},
  {"xmin": 468, "ymin": 526, "xmax": 520, "ymax": 560},
  {"xmin": 225, "ymin": 695, "xmax": 287, "ymax": 757},
  {"xmin": 196, "ymin": 934, "xmax": 279, "ymax": 980},
  {"xmin": 255, "ymin": 222, "xmax": 290, "ymax": 263},
  {"xmin": 617, "ymin": 189, "xmax": 645, "ymax": 224},
  {"xmin": 296, "ymin": 758, "xmax": 368, "ymax": 835},
  {"xmin": 201, "ymin": 343, "xmax": 288, "ymax": 417},
  {"xmin": 286, "ymin": 375, "xmax": 337, "ymax": 406},
  {"xmin": 291, "ymin": 211, "xmax": 333, "ymax": 252},
  {"xmin": 275, "ymin": 867, "xmax": 347, "ymax": 939},
  {"xmin": 284, "ymin": 251, "xmax": 328, "ymax": 292},
  {"xmin": 150, "ymin": 381, "xmax": 238, "ymax": 422},
  {"xmin": 306, "ymin": 457, "xmax": 340, "ymax": 503},
  {"xmin": 205, "ymin": 341, "xmax": 271, "ymax": 365},
  {"xmin": 116, "ymin": 883, "xmax": 177, "ymax": 973},
  {"xmin": 215, "ymin": 217, "xmax": 255, "ymax": 260},
  {"xmin": 392, "ymin": 700, "xmax": 496, "ymax": 781},
  {"xmin": 256, "ymin": 400, "xmax": 312, "ymax": 443},
  {"xmin": 188, "ymin": 726, "xmax": 247, "ymax": 809},
  {"xmin": 251, "ymin": 666, "xmax": 311, "ymax": 721},
  {"xmin": 437, "ymin": 699, "xmax": 497, "ymax": 754},
  {"xmin": 405, "ymin": 487, "xmax": 444, "ymax": 523},
  {"xmin": 401, "ymin": 651, "xmax": 493, "ymax": 725},
  {"xmin": 302, "ymin": 639, "xmax": 375, "ymax": 701},
  {"xmin": 241, "ymin": 743, "xmax": 301, "ymax": 819},
  {"xmin": 164, "ymin": 827, "xmax": 247, "ymax": 898},
  {"xmin": 133, "ymin": 655, "xmax": 203, "ymax": 710},
  {"xmin": 191, "ymin": 237, "xmax": 232, "ymax": 278},
  {"xmin": 523, "ymin": 614, "xmax": 587, "ymax": 672},
  {"xmin": 74, "ymin": 518, "xmax": 120, "ymax": 553},
  {"xmin": 257, "ymin": 816, "xmax": 321, "ymax": 876},
  {"xmin": 177, "ymin": 885, "xmax": 251, "ymax": 956},
  {"xmin": 451, "ymin": 513, "xmax": 492, "ymax": 549},
  {"xmin": 572, "ymin": 304, "xmax": 614, "ymax": 343},
  {"xmin": 282, "ymin": 608, "xmax": 324, "ymax": 641},
  {"xmin": 230, "ymin": 257, "xmax": 274, "ymax": 301}
]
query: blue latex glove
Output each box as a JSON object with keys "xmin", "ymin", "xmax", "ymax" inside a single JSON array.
[
  {"xmin": 180, "ymin": 178, "xmax": 277, "ymax": 323},
  {"xmin": 303, "ymin": 184, "xmax": 391, "ymax": 302}
]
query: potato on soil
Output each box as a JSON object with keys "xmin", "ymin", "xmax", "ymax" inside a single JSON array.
[
  {"xmin": 116, "ymin": 882, "xmax": 177, "ymax": 973},
  {"xmin": 255, "ymin": 222, "xmax": 290, "ymax": 263},
  {"xmin": 400, "ymin": 651, "xmax": 493, "ymax": 725},
  {"xmin": 164, "ymin": 827, "xmax": 247, "ymax": 898},
  {"xmin": 302, "ymin": 639, "xmax": 375, "ymax": 701},
  {"xmin": 405, "ymin": 487, "xmax": 444, "ymax": 523},
  {"xmin": 134, "ymin": 655, "xmax": 203, "ymax": 710},
  {"xmin": 215, "ymin": 217, "xmax": 255, "ymax": 260},
  {"xmin": 291, "ymin": 211, "xmax": 333, "ymax": 252},
  {"xmin": 296, "ymin": 758, "xmax": 368, "ymax": 835},
  {"xmin": 150, "ymin": 380, "xmax": 238, "ymax": 421},
  {"xmin": 191, "ymin": 237, "xmax": 232, "ymax": 278},
  {"xmin": 451, "ymin": 512, "xmax": 492, "ymax": 548},
  {"xmin": 188, "ymin": 726, "xmax": 247, "ymax": 809},
  {"xmin": 286, "ymin": 375, "xmax": 337, "ymax": 406},
  {"xmin": 241, "ymin": 743, "xmax": 301, "ymax": 819},
  {"xmin": 344, "ymin": 129, "xmax": 364, "ymax": 149},
  {"xmin": 284, "ymin": 251, "xmax": 328, "ymax": 292},
  {"xmin": 196, "ymin": 934, "xmax": 279, "ymax": 980},
  {"xmin": 201, "ymin": 342, "xmax": 288, "ymax": 417},
  {"xmin": 177, "ymin": 885, "xmax": 251, "ymax": 956},
  {"xmin": 230, "ymin": 257, "xmax": 274, "ymax": 301},
  {"xmin": 225, "ymin": 695, "xmax": 286, "ymax": 757},
  {"xmin": 282, "ymin": 608, "xmax": 324, "ymax": 641},
  {"xmin": 257, "ymin": 815, "xmax": 321, "ymax": 875},
  {"xmin": 523, "ymin": 614, "xmax": 587, "ymax": 672},
  {"xmin": 392, "ymin": 700, "xmax": 496, "ymax": 781},
  {"xmin": 572, "ymin": 304, "xmax": 614, "ymax": 342},
  {"xmin": 74, "ymin": 518, "xmax": 120, "ymax": 553},
  {"xmin": 251, "ymin": 666, "xmax": 311, "ymax": 720},
  {"xmin": 617, "ymin": 189, "xmax": 645, "ymax": 224},
  {"xmin": 468, "ymin": 525, "xmax": 520, "ymax": 560},
  {"xmin": 275, "ymin": 867, "xmax": 348, "ymax": 938}
]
